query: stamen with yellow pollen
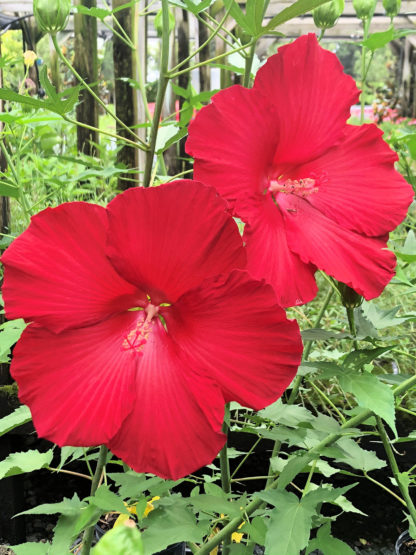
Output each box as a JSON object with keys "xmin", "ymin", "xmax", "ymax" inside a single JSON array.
[
  {"xmin": 122, "ymin": 300, "xmax": 162, "ymax": 355},
  {"xmin": 268, "ymin": 176, "xmax": 318, "ymax": 198}
]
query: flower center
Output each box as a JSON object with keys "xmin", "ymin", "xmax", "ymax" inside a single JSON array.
[
  {"xmin": 268, "ymin": 176, "xmax": 318, "ymax": 198},
  {"xmin": 122, "ymin": 301, "xmax": 161, "ymax": 355}
]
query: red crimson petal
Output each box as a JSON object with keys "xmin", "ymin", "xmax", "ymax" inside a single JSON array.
[
  {"xmin": 108, "ymin": 318, "xmax": 226, "ymax": 480},
  {"xmin": 243, "ymin": 198, "xmax": 318, "ymax": 307},
  {"xmin": 1, "ymin": 203, "xmax": 143, "ymax": 333},
  {"xmin": 186, "ymin": 87, "xmax": 277, "ymax": 220},
  {"xmin": 281, "ymin": 195, "xmax": 397, "ymax": 299},
  {"xmin": 254, "ymin": 34, "xmax": 359, "ymax": 167},
  {"xmin": 163, "ymin": 270, "xmax": 303, "ymax": 409},
  {"xmin": 10, "ymin": 312, "xmax": 141, "ymax": 446},
  {"xmin": 106, "ymin": 181, "xmax": 246, "ymax": 304},
  {"xmin": 295, "ymin": 124, "xmax": 414, "ymax": 237}
]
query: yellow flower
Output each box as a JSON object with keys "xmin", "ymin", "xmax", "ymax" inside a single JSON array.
[
  {"xmin": 143, "ymin": 496, "xmax": 160, "ymax": 517},
  {"xmin": 23, "ymin": 50, "xmax": 37, "ymax": 67}
]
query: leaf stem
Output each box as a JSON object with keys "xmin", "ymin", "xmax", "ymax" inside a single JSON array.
[
  {"xmin": 376, "ymin": 417, "xmax": 416, "ymax": 530},
  {"xmin": 219, "ymin": 403, "xmax": 231, "ymax": 555},
  {"xmin": 80, "ymin": 445, "xmax": 108, "ymax": 555}
]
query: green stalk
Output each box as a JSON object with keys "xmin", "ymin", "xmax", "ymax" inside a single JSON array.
[
  {"xmin": 51, "ymin": 34, "xmax": 147, "ymax": 148},
  {"xmin": 360, "ymin": 19, "xmax": 370, "ymax": 124},
  {"xmin": 243, "ymin": 0, "xmax": 270, "ymax": 87},
  {"xmin": 219, "ymin": 403, "xmax": 232, "ymax": 555},
  {"xmin": 196, "ymin": 373, "xmax": 416, "ymax": 555},
  {"xmin": 266, "ymin": 288, "xmax": 334, "ymax": 486},
  {"xmin": 346, "ymin": 306, "xmax": 359, "ymax": 350},
  {"xmin": 80, "ymin": 445, "xmax": 108, "ymax": 555},
  {"xmin": 0, "ymin": 138, "xmax": 30, "ymax": 222},
  {"xmin": 143, "ymin": 0, "xmax": 170, "ymax": 188},
  {"xmin": 376, "ymin": 417, "xmax": 416, "ymax": 530}
]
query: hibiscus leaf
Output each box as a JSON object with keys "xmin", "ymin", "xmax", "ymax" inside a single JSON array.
[
  {"xmin": 338, "ymin": 372, "xmax": 396, "ymax": 435},
  {"xmin": 307, "ymin": 523, "xmax": 355, "ymax": 555},
  {"xmin": 0, "ymin": 449, "xmax": 54, "ymax": 480},
  {"xmin": 9, "ymin": 543, "xmax": 49, "ymax": 555},
  {"xmin": 0, "ymin": 404, "xmax": 31, "ymax": 437},
  {"xmin": 362, "ymin": 301, "xmax": 409, "ymax": 329},
  {"xmin": 223, "ymin": 0, "xmax": 255, "ymax": 36},
  {"xmin": 87, "ymin": 484, "xmax": 129, "ymax": 514},
  {"xmin": 327, "ymin": 437, "xmax": 386, "ymax": 471},
  {"xmin": 257, "ymin": 490, "xmax": 315, "ymax": 555},
  {"xmin": 16, "ymin": 493, "xmax": 84, "ymax": 516},
  {"xmin": 0, "ymin": 318, "xmax": 26, "ymax": 363},
  {"xmin": 91, "ymin": 523, "xmax": 144, "ymax": 555},
  {"xmin": 260, "ymin": 399, "xmax": 314, "ymax": 426},
  {"xmin": 342, "ymin": 347, "xmax": 393, "ymax": 371},
  {"xmin": 140, "ymin": 504, "xmax": 206, "ymax": 555},
  {"xmin": 395, "ymin": 229, "xmax": 416, "ymax": 262},
  {"xmin": 75, "ymin": 4, "xmax": 112, "ymax": 20},
  {"xmin": 264, "ymin": 0, "xmax": 332, "ymax": 33},
  {"xmin": 362, "ymin": 27, "xmax": 395, "ymax": 51},
  {"xmin": 50, "ymin": 513, "xmax": 80, "ymax": 555},
  {"xmin": 246, "ymin": 0, "xmax": 265, "ymax": 35}
]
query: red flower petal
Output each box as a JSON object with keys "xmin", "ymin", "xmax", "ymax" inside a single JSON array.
[
  {"xmin": 281, "ymin": 196, "xmax": 397, "ymax": 299},
  {"xmin": 163, "ymin": 270, "xmax": 303, "ymax": 409},
  {"xmin": 10, "ymin": 312, "xmax": 141, "ymax": 446},
  {"xmin": 243, "ymin": 198, "xmax": 318, "ymax": 307},
  {"xmin": 106, "ymin": 181, "xmax": 246, "ymax": 303},
  {"xmin": 108, "ymin": 319, "xmax": 225, "ymax": 480},
  {"xmin": 297, "ymin": 124, "xmax": 414, "ymax": 237},
  {"xmin": 254, "ymin": 34, "xmax": 360, "ymax": 167},
  {"xmin": 186, "ymin": 87, "xmax": 276, "ymax": 219},
  {"xmin": 2, "ymin": 203, "xmax": 143, "ymax": 333}
]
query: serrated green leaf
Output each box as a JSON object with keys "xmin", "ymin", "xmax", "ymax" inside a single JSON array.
[
  {"xmin": 246, "ymin": 0, "xmax": 265, "ymax": 35},
  {"xmin": 75, "ymin": 5, "xmax": 112, "ymax": 20},
  {"xmin": 0, "ymin": 405, "xmax": 31, "ymax": 437},
  {"xmin": 307, "ymin": 522, "xmax": 355, "ymax": 555},
  {"xmin": 395, "ymin": 229, "xmax": 416, "ymax": 262},
  {"xmin": 183, "ymin": 0, "xmax": 214, "ymax": 14},
  {"xmin": 243, "ymin": 515, "xmax": 267, "ymax": 545},
  {"xmin": 88, "ymin": 485, "xmax": 129, "ymax": 514},
  {"xmin": 0, "ymin": 88, "xmax": 49, "ymax": 110},
  {"xmin": 0, "ymin": 181, "xmax": 19, "ymax": 199},
  {"xmin": 39, "ymin": 65, "xmax": 58, "ymax": 101},
  {"xmin": 354, "ymin": 307, "xmax": 379, "ymax": 338},
  {"xmin": 338, "ymin": 372, "xmax": 396, "ymax": 434},
  {"xmin": 17, "ymin": 493, "xmax": 84, "ymax": 517},
  {"xmin": 58, "ymin": 446, "xmax": 86, "ymax": 468},
  {"xmin": 277, "ymin": 453, "xmax": 313, "ymax": 489},
  {"xmin": 188, "ymin": 494, "xmax": 241, "ymax": 517},
  {"xmin": 260, "ymin": 400, "xmax": 314, "ymax": 426},
  {"xmin": 302, "ymin": 484, "xmax": 356, "ymax": 511},
  {"xmin": 141, "ymin": 505, "xmax": 205, "ymax": 555},
  {"xmin": 265, "ymin": 0, "xmax": 332, "ymax": 32},
  {"xmin": 50, "ymin": 513, "xmax": 79, "ymax": 555},
  {"xmin": 0, "ymin": 449, "xmax": 54, "ymax": 480},
  {"xmin": 330, "ymin": 437, "xmax": 386, "ymax": 471},
  {"xmin": 301, "ymin": 328, "xmax": 350, "ymax": 341},
  {"xmin": 342, "ymin": 347, "xmax": 393, "ymax": 371},
  {"xmin": 362, "ymin": 301, "xmax": 409, "ymax": 328},
  {"xmin": 92, "ymin": 523, "xmax": 144, "ymax": 555},
  {"xmin": 259, "ymin": 490, "xmax": 315, "ymax": 555}
]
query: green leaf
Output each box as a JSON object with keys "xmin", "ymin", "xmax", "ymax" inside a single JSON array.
[
  {"xmin": 188, "ymin": 494, "xmax": 242, "ymax": 517},
  {"xmin": 58, "ymin": 446, "xmax": 86, "ymax": 468},
  {"xmin": 307, "ymin": 522, "xmax": 355, "ymax": 555},
  {"xmin": 302, "ymin": 484, "xmax": 356, "ymax": 510},
  {"xmin": 260, "ymin": 400, "xmax": 314, "ymax": 426},
  {"xmin": 50, "ymin": 514, "xmax": 79, "ymax": 555},
  {"xmin": 395, "ymin": 229, "xmax": 416, "ymax": 262},
  {"xmin": 17, "ymin": 494, "xmax": 84, "ymax": 517},
  {"xmin": 277, "ymin": 453, "xmax": 313, "ymax": 490},
  {"xmin": 362, "ymin": 301, "xmax": 409, "ymax": 328},
  {"xmin": 9, "ymin": 543, "xmax": 49, "ymax": 555},
  {"xmin": 362, "ymin": 26, "xmax": 395, "ymax": 50},
  {"xmin": 155, "ymin": 124, "xmax": 187, "ymax": 153},
  {"xmin": 39, "ymin": 65, "xmax": 59, "ymax": 101},
  {"xmin": 0, "ymin": 405, "xmax": 31, "ymax": 437},
  {"xmin": 301, "ymin": 328, "xmax": 350, "ymax": 341},
  {"xmin": 183, "ymin": 0, "xmax": 214, "ymax": 14},
  {"xmin": 141, "ymin": 505, "xmax": 205, "ymax": 555},
  {"xmin": 338, "ymin": 372, "xmax": 396, "ymax": 434},
  {"xmin": 260, "ymin": 490, "xmax": 315, "ymax": 555},
  {"xmin": 92, "ymin": 523, "xmax": 144, "ymax": 555},
  {"xmin": 243, "ymin": 515, "xmax": 267, "ymax": 545},
  {"xmin": 0, "ymin": 88, "xmax": 49, "ymax": 110},
  {"xmin": 75, "ymin": 5, "xmax": 112, "ymax": 20},
  {"xmin": 354, "ymin": 307, "xmax": 379, "ymax": 339},
  {"xmin": 246, "ymin": 0, "xmax": 265, "ymax": 35},
  {"xmin": 265, "ymin": 0, "xmax": 332, "ymax": 32},
  {"xmin": 329, "ymin": 437, "xmax": 386, "ymax": 471},
  {"xmin": 342, "ymin": 347, "xmax": 393, "ymax": 371},
  {"xmin": 0, "ymin": 319, "xmax": 26, "ymax": 362},
  {"xmin": 223, "ymin": 0, "xmax": 255, "ymax": 35},
  {"xmin": 88, "ymin": 485, "xmax": 129, "ymax": 514},
  {"xmin": 0, "ymin": 449, "xmax": 54, "ymax": 480}
]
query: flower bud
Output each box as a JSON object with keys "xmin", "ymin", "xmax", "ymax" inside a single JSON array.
[
  {"xmin": 313, "ymin": 0, "xmax": 344, "ymax": 30},
  {"xmin": 338, "ymin": 283, "xmax": 363, "ymax": 309},
  {"xmin": 353, "ymin": 0, "xmax": 377, "ymax": 20},
  {"xmin": 33, "ymin": 0, "xmax": 71, "ymax": 34},
  {"xmin": 382, "ymin": 0, "xmax": 401, "ymax": 18}
]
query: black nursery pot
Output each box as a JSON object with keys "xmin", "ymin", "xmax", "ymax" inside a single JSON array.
[{"xmin": 395, "ymin": 530, "xmax": 416, "ymax": 555}]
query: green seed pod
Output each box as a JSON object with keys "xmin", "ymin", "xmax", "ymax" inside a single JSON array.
[
  {"xmin": 382, "ymin": 0, "xmax": 401, "ymax": 18},
  {"xmin": 352, "ymin": 0, "xmax": 377, "ymax": 20},
  {"xmin": 33, "ymin": 0, "xmax": 71, "ymax": 34},
  {"xmin": 338, "ymin": 283, "xmax": 363, "ymax": 309},
  {"xmin": 313, "ymin": 0, "xmax": 345, "ymax": 31}
]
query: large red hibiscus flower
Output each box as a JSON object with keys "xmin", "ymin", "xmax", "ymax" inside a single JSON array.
[
  {"xmin": 1, "ymin": 181, "xmax": 302, "ymax": 479},
  {"xmin": 186, "ymin": 34, "xmax": 414, "ymax": 307}
]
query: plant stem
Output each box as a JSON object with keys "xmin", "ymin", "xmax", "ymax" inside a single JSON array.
[
  {"xmin": 195, "ymin": 375, "xmax": 416, "ymax": 554},
  {"xmin": 346, "ymin": 306, "xmax": 359, "ymax": 350},
  {"xmin": 243, "ymin": 43, "xmax": 256, "ymax": 87},
  {"xmin": 376, "ymin": 417, "xmax": 416, "ymax": 530},
  {"xmin": 47, "ymin": 467, "xmax": 92, "ymax": 481},
  {"xmin": 0, "ymin": 138, "xmax": 30, "ymax": 222},
  {"xmin": 80, "ymin": 445, "xmax": 108, "ymax": 555},
  {"xmin": 143, "ymin": 0, "xmax": 170, "ymax": 188},
  {"xmin": 230, "ymin": 436, "xmax": 261, "ymax": 479},
  {"xmin": 360, "ymin": 19, "xmax": 370, "ymax": 124},
  {"xmin": 363, "ymin": 471, "xmax": 407, "ymax": 507},
  {"xmin": 51, "ymin": 34, "xmax": 147, "ymax": 148},
  {"xmin": 219, "ymin": 403, "xmax": 231, "ymax": 555}
]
